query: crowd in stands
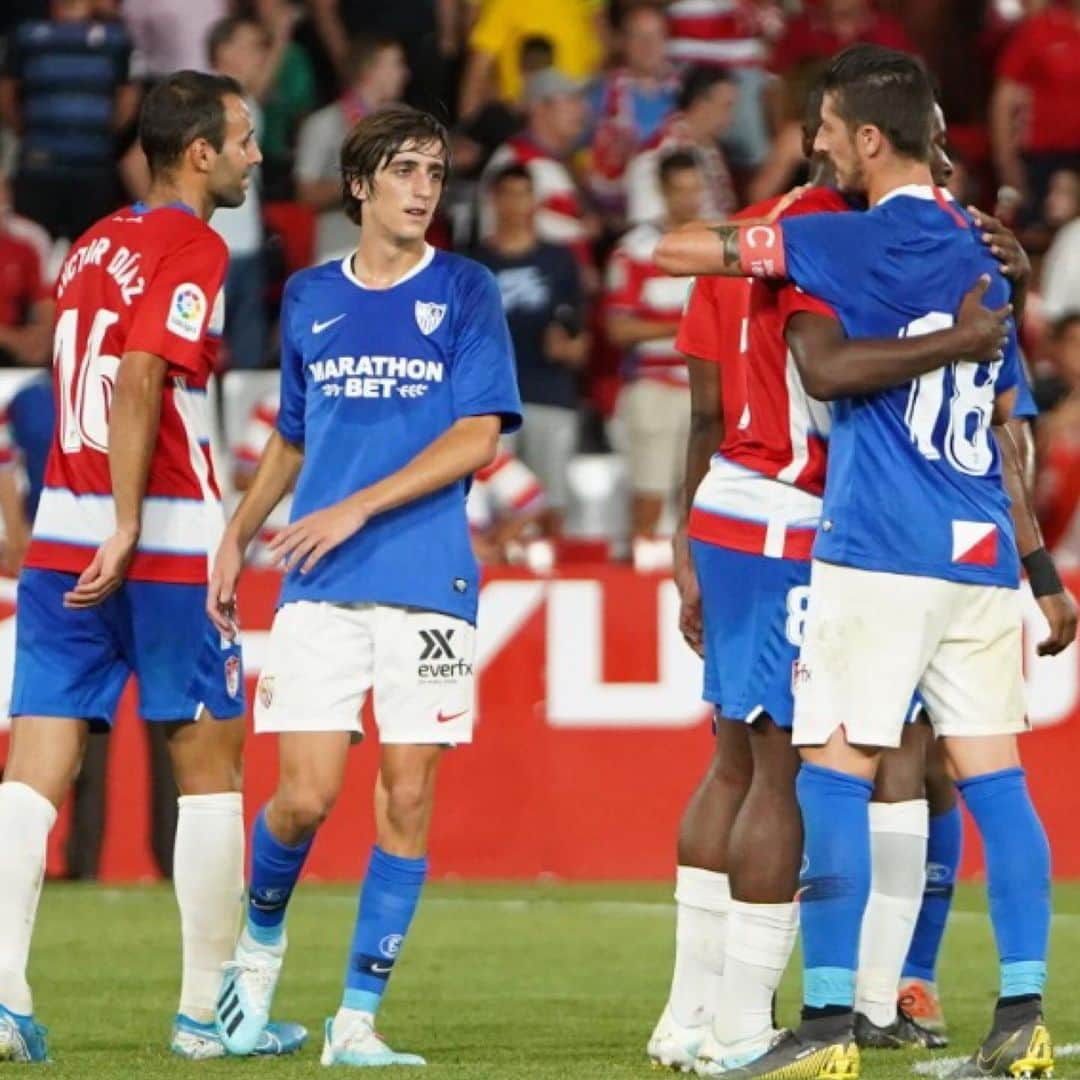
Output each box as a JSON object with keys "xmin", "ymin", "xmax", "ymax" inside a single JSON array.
[{"xmin": 0, "ymin": 0, "xmax": 1078, "ymax": 575}]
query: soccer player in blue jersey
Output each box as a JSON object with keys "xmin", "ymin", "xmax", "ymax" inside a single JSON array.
[
  {"xmin": 207, "ymin": 104, "xmax": 521, "ymax": 1067},
  {"xmin": 657, "ymin": 47, "xmax": 1075, "ymax": 1079}
]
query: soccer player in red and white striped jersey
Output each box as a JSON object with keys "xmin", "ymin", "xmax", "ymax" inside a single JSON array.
[{"xmin": 0, "ymin": 71, "xmax": 303, "ymax": 1063}]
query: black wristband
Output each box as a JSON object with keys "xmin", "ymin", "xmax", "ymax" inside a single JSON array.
[{"xmin": 1022, "ymin": 548, "xmax": 1063, "ymax": 598}]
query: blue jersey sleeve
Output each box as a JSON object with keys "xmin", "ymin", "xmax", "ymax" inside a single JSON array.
[
  {"xmin": 276, "ymin": 277, "xmax": 306, "ymax": 445},
  {"xmin": 780, "ymin": 211, "xmax": 876, "ymax": 309},
  {"xmin": 1013, "ymin": 351, "xmax": 1037, "ymax": 419},
  {"xmin": 450, "ymin": 265, "xmax": 523, "ymax": 433}
]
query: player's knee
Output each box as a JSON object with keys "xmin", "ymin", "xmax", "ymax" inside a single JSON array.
[
  {"xmin": 382, "ymin": 776, "xmax": 433, "ymax": 836},
  {"xmin": 275, "ymin": 783, "xmax": 339, "ymax": 836}
]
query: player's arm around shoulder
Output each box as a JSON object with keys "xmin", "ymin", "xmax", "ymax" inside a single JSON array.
[
  {"xmin": 991, "ymin": 389, "xmax": 1078, "ymax": 657},
  {"xmin": 267, "ymin": 259, "xmax": 522, "ymax": 578}
]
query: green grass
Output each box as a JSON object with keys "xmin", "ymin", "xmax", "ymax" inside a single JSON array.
[{"xmin": 24, "ymin": 881, "xmax": 1080, "ymax": 1078}]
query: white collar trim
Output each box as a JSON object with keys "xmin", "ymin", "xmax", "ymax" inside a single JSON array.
[
  {"xmin": 340, "ymin": 243, "xmax": 435, "ymax": 290},
  {"xmin": 876, "ymin": 183, "xmax": 955, "ymax": 207}
]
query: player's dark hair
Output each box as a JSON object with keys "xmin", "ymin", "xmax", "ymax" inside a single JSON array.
[
  {"xmin": 490, "ymin": 164, "xmax": 533, "ymax": 189},
  {"xmin": 658, "ymin": 149, "xmax": 700, "ymax": 186},
  {"xmin": 206, "ymin": 14, "xmax": 265, "ymax": 68},
  {"xmin": 822, "ymin": 45, "xmax": 934, "ymax": 161},
  {"xmin": 677, "ymin": 65, "xmax": 734, "ymax": 113},
  {"xmin": 801, "ymin": 76, "xmax": 826, "ymax": 159},
  {"xmin": 139, "ymin": 70, "xmax": 245, "ymax": 179},
  {"xmin": 345, "ymin": 33, "xmax": 402, "ymax": 81},
  {"xmin": 340, "ymin": 104, "xmax": 451, "ymax": 225}
]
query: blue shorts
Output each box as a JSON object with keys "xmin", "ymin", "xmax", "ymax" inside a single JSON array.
[
  {"xmin": 692, "ymin": 540, "xmax": 810, "ymax": 730},
  {"xmin": 10, "ymin": 569, "xmax": 245, "ymax": 731}
]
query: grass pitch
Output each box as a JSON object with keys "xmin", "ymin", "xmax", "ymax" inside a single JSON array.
[{"xmin": 27, "ymin": 881, "xmax": 1080, "ymax": 1078}]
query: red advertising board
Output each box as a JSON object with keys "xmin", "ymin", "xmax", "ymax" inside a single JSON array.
[{"xmin": 1, "ymin": 566, "xmax": 1078, "ymax": 881}]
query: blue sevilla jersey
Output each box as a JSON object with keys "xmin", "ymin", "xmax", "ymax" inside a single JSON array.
[
  {"xmin": 276, "ymin": 246, "xmax": 522, "ymax": 622},
  {"xmin": 780, "ymin": 185, "xmax": 1020, "ymax": 587}
]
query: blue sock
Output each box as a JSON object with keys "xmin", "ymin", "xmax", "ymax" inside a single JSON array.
[
  {"xmin": 245, "ymin": 807, "xmax": 313, "ymax": 947},
  {"xmin": 902, "ymin": 803, "xmax": 962, "ymax": 982},
  {"xmin": 342, "ymin": 846, "xmax": 428, "ymax": 1014},
  {"xmin": 957, "ymin": 769, "xmax": 1050, "ymax": 1000},
  {"xmin": 797, "ymin": 763, "xmax": 874, "ymax": 1012}
]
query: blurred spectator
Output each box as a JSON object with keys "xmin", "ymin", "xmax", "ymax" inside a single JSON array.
[
  {"xmin": 243, "ymin": 0, "xmax": 316, "ymax": 193},
  {"xmin": 208, "ymin": 15, "xmax": 269, "ymax": 369},
  {"xmin": 122, "ymin": 0, "xmax": 227, "ymax": 80},
  {"xmin": 1036, "ymin": 313, "xmax": 1080, "ymax": 566},
  {"xmin": 0, "ymin": 173, "xmax": 54, "ymax": 368},
  {"xmin": 1041, "ymin": 176, "xmax": 1080, "ymax": 324},
  {"xmin": 309, "ymin": 0, "xmax": 452, "ymax": 115},
  {"xmin": 295, "ymin": 35, "xmax": 409, "ymax": 263},
  {"xmin": 0, "ymin": 374, "xmax": 53, "ymax": 576},
  {"xmin": 467, "ymin": 448, "xmax": 547, "ymax": 565},
  {"xmin": 481, "ymin": 69, "xmax": 592, "ymax": 265},
  {"xmin": 587, "ymin": 5, "xmax": 679, "ymax": 216},
  {"xmin": 624, "ymin": 65, "xmax": 737, "ymax": 228},
  {"xmin": 452, "ymin": 35, "xmax": 552, "ymax": 179},
  {"xmin": 474, "ymin": 164, "xmax": 589, "ymax": 537},
  {"xmin": 991, "ymin": 0, "xmax": 1080, "ymax": 226},
  {"xmin": 665, "ymin": 0, "xmax": 783, "ymax": 168},
  {"xmin": 767, "ymin": 0, "xmax": 913, "ymax": 133},
  {"xmin": 0, "ymin": 0, "xmax": 137, "ymax": 242},
  {"xmin": 606, "ymin": 151, "xmax": 701, "ymax": 570},
  {"xmin": 459, "ymin": 0, "xmax": 604, "ymax": 118}
]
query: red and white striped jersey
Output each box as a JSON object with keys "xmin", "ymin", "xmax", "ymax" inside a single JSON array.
[
  {"xmin": 25, "ymin": 204, "xmax": 228, "ymax": 584},
  {"xmin": 481, "ymin": 134, "xmax": 589, "ymax": 263},
  {"xmin": 666, "ymin": 0, "xmax": 781, "ymax": 70},
  {"xmin": 680, "ymin": 187, "xmax": 846, "ymax": 559},
  {"xmin": 606, "ymin": 223, "xmax": 694, "ymax": 386},
  {"xmin": 624, "ymin": 114, "xmax": 736, "ymax": 227},
  {"xmin": 467, "ymin": 449, "xmax": 545, "ymax": 533}
]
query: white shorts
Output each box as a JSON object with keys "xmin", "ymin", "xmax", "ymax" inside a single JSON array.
[
  {"xmin": 615, "ymin": 379, "xmax": 690, "ymax": 496},
  {"xmin": 792, "ymin": 560, "xmax": 1028, "ymax": 749},
  {"xmin": 254, "ymin": 601, "xmax": 476, "ymax": 744}
]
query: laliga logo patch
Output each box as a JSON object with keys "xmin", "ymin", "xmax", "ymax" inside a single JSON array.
[
  {"xmin": 257, "ymin": 674, "xmax": 275, "ymax": 710},
  {"xmin": 166, "ymin": 282, "xmax": 207, "ymax": 342},
  {"xmin": 224, "ymin": 655, "xmax": 241, "ymax": 699},
  {"xmin": 415, "ymin": 300, "xmax": 447, "ymax": 336},
  {"xmin": 379, "ymin": 933, "xmax": 403, "ymax": 958}
]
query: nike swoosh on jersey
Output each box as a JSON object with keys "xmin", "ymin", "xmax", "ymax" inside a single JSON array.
[
  {"xmin": 436, "ymin": 709, "xmax": 468, "ymax": 724},
  {"xmin": 312, "ymin": 314, "xmax": 346, "ymax": 334}
]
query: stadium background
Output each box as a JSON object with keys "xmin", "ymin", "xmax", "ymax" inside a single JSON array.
[{"xmin": 0, "ymin": 0, "xmax": 1078, "ymax": 889}]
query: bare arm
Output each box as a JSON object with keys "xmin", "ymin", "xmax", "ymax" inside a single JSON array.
[
  {"xmin": 0, "ymin": 78, "xmax": 20, "ymax": 132},
  {"xmin": 673, "ymin": 355, "xmax": 722, "ymax": 656},
  {"xmin": 309, "ymin": 0, "xmax": 350, "ymax": 81},
  {"xmin": 0, "ymin": 300, "xmax": 53, "ymax": 366},
  {"xmin": 112, "ymin": 82, "xmax": 140, "ymax": 132},
  {"xmin": 0, "ymin": 467, "xmax": 30, "ymax": 575},
  {"xmin": 785, "ymin": 276, "xmax": 1010, "ymax": 401},
  {"xmin": 655, "ymin": 223, "xmax": 746, "ymax": 277},
  {"xmin": 64, "ymin": 350, "xmax": 165, "ymax": 607},
  {"xmin": 990, "ymin": 79, "xmax": 1028, "ymax": 194},
  {"xmin": 606, "ymin": 311, "xmax": 683, "ymax": 348},
  {"xmin": 268, "ymin": 414, "xmax": 502, "ymax": 574},
  {"xmin": 458, "ymin": 48, "xmax": 497, "ymax": 120}
]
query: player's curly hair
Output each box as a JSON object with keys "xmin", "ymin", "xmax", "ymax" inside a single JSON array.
[{"xmin": 340, "ymin": 105, "xmax": 451, "ymax": 225}]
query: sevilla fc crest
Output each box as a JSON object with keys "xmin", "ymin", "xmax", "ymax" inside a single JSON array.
[
  {"xmin": 225, "ymin": 655, "xmax": 241, "ymax": 699},
  {"xmin": 258, "ymin": 674, "xmax": 275, "ymax": 710},
  {"xmin": 415, "ymin": 300, "xmax": 447, "ymax": 335}
]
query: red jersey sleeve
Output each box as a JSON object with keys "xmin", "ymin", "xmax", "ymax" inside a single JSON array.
[
  {"xmin": 124, "ymin": 228, "xmax": 227, "ymax": 376},
  {"xmin": 778, "ymin": 282, "xmax": 836, "ymax": 325},
  {"xmin": 676, "ymin": 276, "xmax": 748, "ymax": 364}
]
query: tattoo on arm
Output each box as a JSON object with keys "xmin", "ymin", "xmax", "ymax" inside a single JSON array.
[{"xmin": 708, "ymin": 225, "xmax": 742, "ymax": 271}]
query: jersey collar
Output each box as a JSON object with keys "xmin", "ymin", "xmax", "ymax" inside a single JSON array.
[
  {"xmin": 341, "ymin": 243, "xmax": 435, "ymax": 290},
  {"xmin": 131, "ymin": 200, "xmax": 197, "ymax": 216},
  {"xmin": 875, "ymin": 183, "xmax": 955, "ymax": 207}
]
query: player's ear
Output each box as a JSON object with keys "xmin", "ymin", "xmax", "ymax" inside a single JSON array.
[
  {"xmin": 187, "ymin": 136, "xmax": 215, "ymax": 176},
  {"xmin": 859, "ymin": 124, "xmax": 883, "ymax": 160},
  {"xmin": 350, "ymin": 176, "xmax": 368, "ymax": 204}
]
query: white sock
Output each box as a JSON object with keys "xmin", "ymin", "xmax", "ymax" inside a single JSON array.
[
  {"xmin": 667, "ymin": 866, "xmax": 731, "ymax": 1027},
  {"xmin": 0, "ymin": 783, "xmax": 56, "ymax": 1016},
  {"xmin": 715, "ymin": 900, "xmax": 799, "ymax": 1050},
  {"xmin": 856, "ymin": 799, "xmax": 929, "ymax": 1028},
  {"xmin": 174, "ymin": 792, "xmax": 244, "ymax": 1023}
]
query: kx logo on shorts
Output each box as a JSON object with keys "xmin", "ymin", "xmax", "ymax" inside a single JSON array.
[{"xmin": 419, "ymin": 628, "xmax": 457, "ymax": 660}]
